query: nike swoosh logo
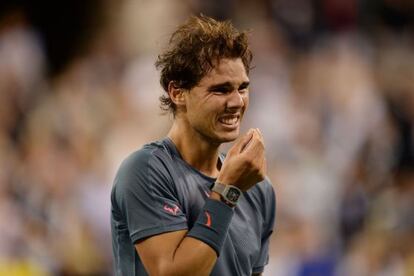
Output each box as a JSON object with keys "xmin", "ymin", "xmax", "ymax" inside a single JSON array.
[{"xmin": 205, "ymin": 211, "xmax": 211, "ymax": 227}]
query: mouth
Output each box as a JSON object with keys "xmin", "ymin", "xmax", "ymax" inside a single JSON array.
[{"xmin": 218, "ymin": 114, "xmax": 240, "ymax": 129}]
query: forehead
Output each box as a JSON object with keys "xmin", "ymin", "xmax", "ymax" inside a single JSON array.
[{"xmin": 197, "ymin": 58, "xmax": 249, "ymax": 87}]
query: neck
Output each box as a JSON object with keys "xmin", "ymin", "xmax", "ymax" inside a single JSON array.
[{"xmin": 168, "ymin": 118, "xmax": 221, "ymax": 178}]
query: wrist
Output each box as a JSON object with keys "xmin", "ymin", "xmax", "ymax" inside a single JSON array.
[
  {"xmin": 209, "ymin": 191, "xmax": 235, "ymax": 208},
  {"xmin": 187, "ymin": 198, "xmax": 234, "ymax": 256},
  {"xmin": 216, "ymin": 177, "xmax": 233, "ymax": 186},
  {"xmin": 210, "ymin": 191, "xmax": 221, "ymax": 201}
]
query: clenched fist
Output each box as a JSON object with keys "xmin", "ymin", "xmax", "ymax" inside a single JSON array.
[{"xmin": 217, "ymin": 128, "xmax": 266, "ymax": 191}]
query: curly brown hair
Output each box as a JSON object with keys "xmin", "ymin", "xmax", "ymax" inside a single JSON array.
[{"xmin": 155, "ymin": 15, "xmax": 253, "ymax": 114}]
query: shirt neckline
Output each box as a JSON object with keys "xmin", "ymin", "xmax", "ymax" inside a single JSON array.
[{"xmin": 162, "ymin": 137, "xmax": 224, "ymax": 182}]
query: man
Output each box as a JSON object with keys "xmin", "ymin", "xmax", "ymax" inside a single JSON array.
[{"xmin": 111, "ymin": 15, "xmax": 276, "ymax": 276}]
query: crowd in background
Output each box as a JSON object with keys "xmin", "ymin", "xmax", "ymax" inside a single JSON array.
[{"xmin": 0, "ymin": 0, "xmax": 413, "ymax": 275}]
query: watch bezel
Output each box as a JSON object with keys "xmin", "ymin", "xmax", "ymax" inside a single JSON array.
[
  {"xmin": 223, "ymin": 186, "xmax": 241, "ymax": 204},
  {"xmin": 212, "ymin": 182, "xmax": 242, "ymax": 207}
]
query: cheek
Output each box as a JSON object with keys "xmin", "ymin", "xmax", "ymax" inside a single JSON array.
[
  {"xmin": 242, "ymin": 95, "xmax": 249, "ymax": 110},
  {"xmin": 187, "ymin": 100, "xmax": 216, "ymax": 123}
]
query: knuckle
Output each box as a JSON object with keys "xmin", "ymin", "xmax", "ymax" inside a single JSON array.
[{"xmin": 259, "ymin": 140, "xmax": 265, "ymax": 149}]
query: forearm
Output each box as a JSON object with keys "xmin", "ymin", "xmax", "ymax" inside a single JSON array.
[
  {"xmin": 162, "ymin": 193, "xmax": 224, "ymax": 275},
  {"xmin": 137, "ymin": 231, "xmax": 218, "ymax": 276},
  {"xmin": 137, "ymin": 195, "xmax": 233, "ymax": 276},
  {"xmin": 162, "ymin": 236, "xmax": 218, "ymax": 276}
]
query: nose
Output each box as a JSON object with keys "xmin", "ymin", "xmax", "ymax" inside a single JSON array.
[{"xmin": 226, "ymin": 90, "xmax": 246, "ymax": 110}]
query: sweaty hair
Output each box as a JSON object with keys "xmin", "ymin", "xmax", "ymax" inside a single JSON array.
[{"xmin": 155, "ymin": 15, "xmax": 253, "ymax": 114}]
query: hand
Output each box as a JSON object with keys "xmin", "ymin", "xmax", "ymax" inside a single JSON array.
[{"xmin": 217, "ymin": 128, "xmax": 266, "ymax": 191}]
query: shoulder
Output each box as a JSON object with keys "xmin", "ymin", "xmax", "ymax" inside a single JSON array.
[
  {"xmin": 112, "ymin": 140, "xmax": 176, "ymax": 196},
  {"xmin": 116, "ymin": 140, "xmax": 174, "ymax": 176},
  {"xmin": 121, "ymin": 140, "xmax": 174, "ymax": 167}
]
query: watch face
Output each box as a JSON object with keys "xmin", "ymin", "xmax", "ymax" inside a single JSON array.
[{"xmin": 227, "ymin": 187, "xmax": 241, "ymax": 202}]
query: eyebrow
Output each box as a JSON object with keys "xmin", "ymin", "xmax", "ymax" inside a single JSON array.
[{"xmin": 207, "ymin": 81, "xmax": 250, "ymax": 91}]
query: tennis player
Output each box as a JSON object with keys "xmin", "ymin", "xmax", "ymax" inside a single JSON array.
[{"xmin": 111, "ymin": 15, "xmax": 276, "ymax": 276}]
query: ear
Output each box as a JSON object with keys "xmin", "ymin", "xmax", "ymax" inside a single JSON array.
[{"xmin": 168, "ymin": 81, "xmax": 186, "ymax": 109}]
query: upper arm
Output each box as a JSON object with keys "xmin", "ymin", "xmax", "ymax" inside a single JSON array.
[{"xmin": 114, "ymin": 150, "xmax": 188, "ymax": 244}]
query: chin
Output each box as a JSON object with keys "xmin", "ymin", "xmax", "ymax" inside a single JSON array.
[
  {"xmin": 197, "ymin": 126, "xmax": 240, "ymax": 144},
  {"xmin": 215, "ymin": 130, "xmax": 239, "ymax": 143}
]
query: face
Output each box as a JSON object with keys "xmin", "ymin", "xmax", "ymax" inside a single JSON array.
[{"xmin": 182, "ymin": 58, "xmax": 250, "ymax": 144}]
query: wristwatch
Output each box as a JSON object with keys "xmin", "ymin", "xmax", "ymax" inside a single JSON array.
[{"xmin": 211, "ymin": 182, "xmax": 242, "ymax": 207}]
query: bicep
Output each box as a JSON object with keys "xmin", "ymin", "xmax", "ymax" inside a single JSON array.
[{"xmin": 135, "ymin": 230, "xmax": 188, "ymax": 275}]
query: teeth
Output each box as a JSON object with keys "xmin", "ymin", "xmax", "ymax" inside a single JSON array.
[{"xmin": 220, "ymin": 117, "xmax": 238, "ymax": 125}]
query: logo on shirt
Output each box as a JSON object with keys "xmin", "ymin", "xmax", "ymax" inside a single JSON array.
[
  {"xmin": 163, "ymin": 203, "xmax": 181, "ymax": 216},
  {"xmin": 204, "ymin": 211, "xmax": 212, "ymax": 227}
]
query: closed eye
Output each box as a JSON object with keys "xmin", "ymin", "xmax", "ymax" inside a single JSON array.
[
  {"xmin": 213, "ymin": 88, "xmax": 232, "ymax": 94},
  {"xmin": 208, "ymin": 81, "xmax": 250, "ymax": 94},
  {"xmin": 208, "ymin": 83, "xmax": 233, "ymax": 94},
  {"xmin": 239, "ymin": 81, "xmax": 250, "ymax": 90},
  {"xmin": 238, "ymin": 82, "xmax": 250, "ymax": 92}
]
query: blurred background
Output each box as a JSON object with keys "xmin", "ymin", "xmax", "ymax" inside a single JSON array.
[{"xmin": 0, "ymin": 0, "xmax": 413, "ymax": 275}]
